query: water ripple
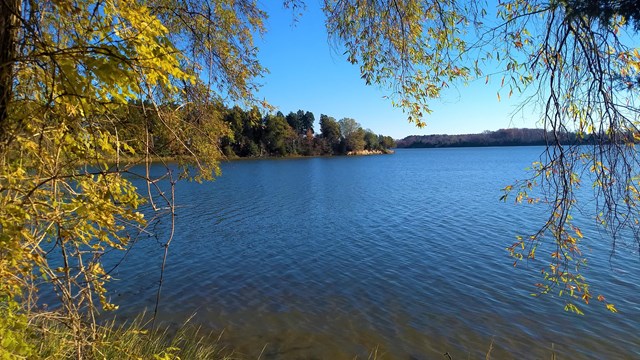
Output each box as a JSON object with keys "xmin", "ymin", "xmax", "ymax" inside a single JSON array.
[{"xmin": 103, "ymin": 148, "xmax": 640, "ymax": 359}]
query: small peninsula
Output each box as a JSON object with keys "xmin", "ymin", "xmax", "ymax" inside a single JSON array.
[
  {"xmin": 219, "ymin": 107, "xmax": 396, "ymax": 158},
  {"xmin": 125, "ymin": 102, "xmax": 396, "ymax": 158}
]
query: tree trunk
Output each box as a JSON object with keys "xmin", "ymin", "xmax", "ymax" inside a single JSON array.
[{"xmin": 0, "ymin": 0, "xmax": 21, "ymax": 143}]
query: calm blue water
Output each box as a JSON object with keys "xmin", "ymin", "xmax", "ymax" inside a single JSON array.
[{"xmin": 106, "ymin": 147, "xmax": 639, "ymax": 358}]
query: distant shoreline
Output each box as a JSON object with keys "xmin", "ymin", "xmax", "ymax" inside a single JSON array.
[
  {"xmin": 96, "ymin": 150, "xmax": 395, "ymax": 167},
  {"xmin": 223, "ymin": 148, "xmax": 394, "ymax": 161},
  {"xmin": 396, "ymin": 142, "xmax": 549, "ymax": 149},
  {"xmin": 395, "ymin": 128, "xmax": 615, "ymax": 149}
]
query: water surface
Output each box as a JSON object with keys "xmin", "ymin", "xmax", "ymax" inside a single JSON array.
[{"xmin": 108, "ymin": 147, "xmax": 640, "ymax": 358}]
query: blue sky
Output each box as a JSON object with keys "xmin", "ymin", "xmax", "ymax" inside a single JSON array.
[{"xmin": 253, "ymin": 1, "xmax": 540, "ymax": 139}]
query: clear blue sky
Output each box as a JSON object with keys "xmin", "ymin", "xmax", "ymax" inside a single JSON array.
[{"xmin": 253, "ymin": 1, "xmax": 540, "ymax": 139}]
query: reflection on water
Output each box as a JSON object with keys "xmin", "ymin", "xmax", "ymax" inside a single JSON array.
[{"xmin": 101, "ymin": 147, "xmax": 639, "ymax": 358}]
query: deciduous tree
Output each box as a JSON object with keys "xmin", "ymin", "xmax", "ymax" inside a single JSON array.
[
  {"xmin": 265, "ymin": 112, "xmax": 296, "ymax": 155},
  {"xmin": 339, "ymin": 118, "xmax": 365, "ymax": 152},
  {"xmin": 0, "ymin": 0, "xmax": 269, "ymax": 355},
  {"xmin": 364, "ymin": 129, "xmax": 380, "ymax": 150},
  {"xmin": 319, "ymin": 114, "xmax": 341, "ymax": 153}
]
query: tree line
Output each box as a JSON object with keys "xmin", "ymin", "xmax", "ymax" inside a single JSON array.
[
  {"xmin": 125, "ymin": 102, "xmax": 396, "ymax": 158},
  {"xmin": 220, "ymin": 107, "xmax": 395, "ymax": 157},
  {"xmin": 396, "ymin": 128, "xmax": 634, "ymax": 148}
]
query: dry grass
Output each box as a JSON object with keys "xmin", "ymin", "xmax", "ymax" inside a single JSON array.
[{"xmin": 26, "ymin": 312, "xmax": 233, "ymax": 360}]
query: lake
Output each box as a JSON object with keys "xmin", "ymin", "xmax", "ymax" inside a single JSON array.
[{"xmin": 106, "ymin": 147, "xmax": 640, "ymax": 359}]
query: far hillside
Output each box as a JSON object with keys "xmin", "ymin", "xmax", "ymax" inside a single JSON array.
[{"xmin": 397, "ymin": 128, "xmax": 583, "ymax": 148}]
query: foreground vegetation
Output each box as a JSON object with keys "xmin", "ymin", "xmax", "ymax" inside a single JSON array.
[
  {"xmin": 3, "ymin": 309, "xmax": 560, "ymax": 360},
  {"xmin": 1, "ymin": 307, "xmax": 230, "ymax": 359}
]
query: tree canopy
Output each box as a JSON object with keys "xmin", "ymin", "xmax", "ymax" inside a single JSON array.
[
  {"xmin": 0, "ymin": 0, "xmax": 269, "ymax": 356},
  {"xmin": 219, "ymin": 106, "xmax": 393, "ymax": 157}
]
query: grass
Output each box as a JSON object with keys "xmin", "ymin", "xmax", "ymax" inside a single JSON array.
[
  {"xmin": 25, "ymin": 312, "xmax": 234, "ymax": 360},
  {"xmin": 5, "ymin": 309, "xmax": 562, "ymax": 360}
]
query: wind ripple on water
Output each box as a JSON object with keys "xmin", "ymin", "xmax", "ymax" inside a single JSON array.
[{"xmin": 104, "ymin": 148, "xmax": 640, "ymax": 359}]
